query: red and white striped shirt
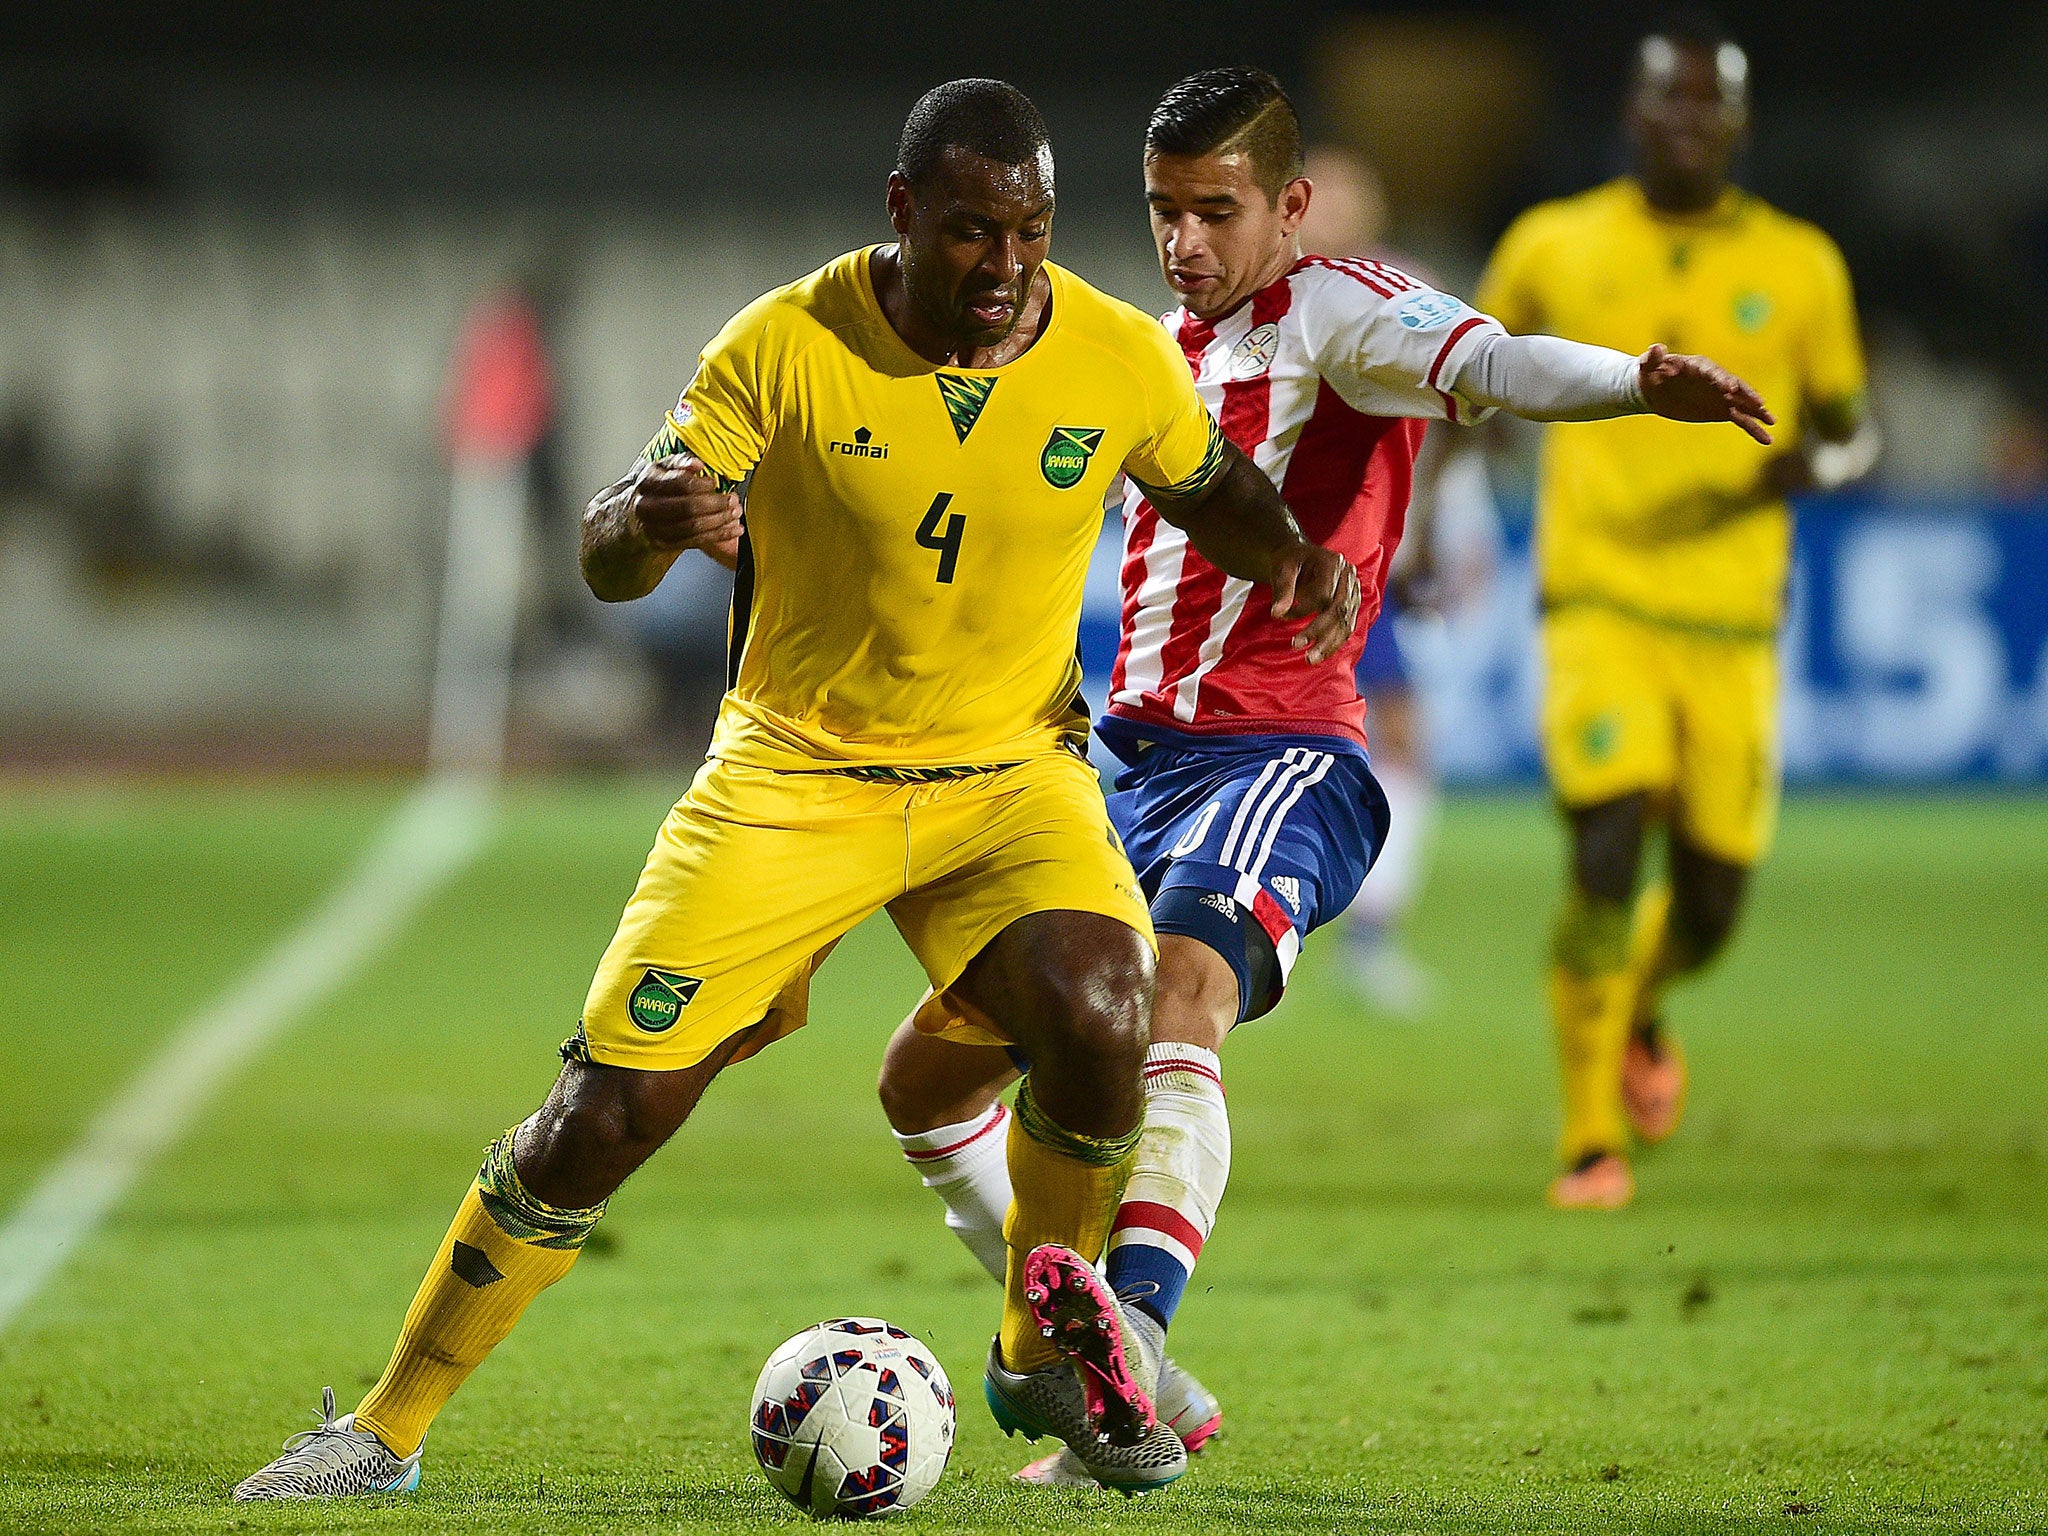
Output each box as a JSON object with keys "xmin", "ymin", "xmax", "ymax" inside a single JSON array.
[{"xmin": 1106, "ymin": 256, "xmax": 1505, "ymax": 748}]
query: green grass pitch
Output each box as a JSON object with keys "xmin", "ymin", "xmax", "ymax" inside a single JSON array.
[{"xmin": 1, "ymin": 781, "xmax": 2044, "ymax": 1534}]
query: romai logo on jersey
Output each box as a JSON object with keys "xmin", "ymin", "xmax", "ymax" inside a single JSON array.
[{"xmin": 828, "ymin": 426, "xmax": 889, "ymax": 459}]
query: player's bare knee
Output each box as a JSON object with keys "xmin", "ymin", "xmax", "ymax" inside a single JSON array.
[
  {"xmin": 877, "ymin": 1028, "xmax": 951, "ymax": 1133},
  {"xmin": 1004, "ymin": 974, "xmax": 1145, "ymax": 1142},
  {"xmin": 516, "ymin": 1055, "xmax": 710, "ymax": 1208},
  {"xmin": 1672, "ymin": 881, "xmax": 1744, "ymax": 965},
  {"xmin": 1151, "ymin": 937, "xmax": 1237, "ymax": 1052},
  {"xmin": 1669, "ymin": 842, "xmax": 1749, "ymax": 968},
  {"xmin": 1053, "ymin": 971, "xmax": 1151, "ymax": 1071},
  {"xmin": 875, "ymin": 1057, "xmax": 920, "ymax": 1135},
  {"xmin": 1569, "ymin": 793, "xmax": 1648, "ymax": 904},
  {"xmin": 983, "ymin": 913, "xmax": 1149, "ymax": 1041}
]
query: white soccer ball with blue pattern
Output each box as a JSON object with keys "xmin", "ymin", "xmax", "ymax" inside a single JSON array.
[{"xmin": 750, "ymin": 1317, "xmax": 955, "ymax": 1518}]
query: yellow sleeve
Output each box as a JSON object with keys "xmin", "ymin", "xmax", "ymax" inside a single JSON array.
[
  {"xmin": 1799, "ymin": 229, "xmax": 1868, "ymax": 422},
  {"xmin": 1118, "ymin": 319, "xmax": 1227, "ymax": 499},
  {"xmin": 641, "ymin": 296, "xmax": 779, "ymax": 487},
  {"xmin": 1474, "ymin": 206, "xmax": 1551, "ymax": 337}
]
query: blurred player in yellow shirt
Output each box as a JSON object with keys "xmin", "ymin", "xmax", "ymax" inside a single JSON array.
[{"xmin": 1477, "ymin": 12, "xmax": 1878, "ymax": 1208}]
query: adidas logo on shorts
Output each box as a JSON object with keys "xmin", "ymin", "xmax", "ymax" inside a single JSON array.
[
  {"xmin": 1199, "ymin": 891, "xmax": 1239, "ymax": 920},
  {"xmin": 1271, "ymin": 876, "xmax": 1302, "ymax": 913}
]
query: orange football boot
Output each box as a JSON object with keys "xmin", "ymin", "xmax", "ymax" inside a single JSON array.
[
  {"xmin": 1548, "ymin": 1152, "xmax": 1634, "ymax": 1210},
  {"xmin": 1622, "ymin": 1024, "xmax": 1686, "ymax": 1143}
]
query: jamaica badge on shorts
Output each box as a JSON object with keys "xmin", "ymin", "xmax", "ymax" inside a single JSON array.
[
  {"xmin": 1040, "ymin": 426, "xmax": 1104, "ymax": 489},
  {"xmin": 628, "ymin": 967, "xmax": 703, "ymax": 1032}
]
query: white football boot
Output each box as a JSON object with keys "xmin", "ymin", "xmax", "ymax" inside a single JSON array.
[
  {"xmin": 232, "ymin": 1387, "xmax": 422, "ymax": 1501},
  {"xmin": 983, "ymin": 1245, "xmax": 1187, "ymax": 1493},
  {"xmin": 1015, "ymin": 1316, "xmax": 1222, "ymax": 1487}
]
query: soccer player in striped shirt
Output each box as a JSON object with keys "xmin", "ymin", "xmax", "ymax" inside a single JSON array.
[{"xmin": 876, "ymin": 66, "xmax": 1774, "ymax": 1485}]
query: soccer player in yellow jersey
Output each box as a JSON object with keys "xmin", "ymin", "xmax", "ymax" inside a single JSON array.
[
  {"xmin": 233, "ymin": 80, "xmax": 1361, "ymax": 1500},
  {"xmin": 1476, "ymin": 15, "xmax": 1878, "ymax": 1210}
]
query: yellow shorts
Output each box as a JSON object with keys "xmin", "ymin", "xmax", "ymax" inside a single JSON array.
[
  {"xmin": 578, "ymin": 751, "xmax": 1152, "ymax": 1071},
  {"xmin": 1541, "ymin": 602, "xmax": 1779, "ymax": 866}
]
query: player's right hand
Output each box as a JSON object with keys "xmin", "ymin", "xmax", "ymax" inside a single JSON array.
[{"xmin": 628, "ymin": 455, "xmax": 743, "ymax": 557}]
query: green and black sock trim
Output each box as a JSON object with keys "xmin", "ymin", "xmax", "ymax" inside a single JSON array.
[
  {"xmin": 476, "ymin": 1129, "xmax": 609, "ymax": 1251},
  {"xmin": 1014, "ymin": 1077, "xmax": 1144, "ymax": 1167}
]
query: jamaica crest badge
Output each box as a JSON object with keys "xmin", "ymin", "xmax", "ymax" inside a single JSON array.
[{"xmin": 1040, "ymin": 426, "xmax": 1104, "ymax": 489}]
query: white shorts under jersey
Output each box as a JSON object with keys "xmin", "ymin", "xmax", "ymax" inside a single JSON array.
[{"xmin": 1106, "ymin": 256, "xmax": 1506, "ymax": 748}]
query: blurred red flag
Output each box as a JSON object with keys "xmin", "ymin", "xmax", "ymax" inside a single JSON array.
[{"xmin": 445, "ymin": 291, "xmax": 553, "ymax": 463}]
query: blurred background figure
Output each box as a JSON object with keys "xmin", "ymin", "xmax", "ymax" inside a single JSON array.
[
  {"xmin": 1476, "ymin": 10, "xmax": 1876, "ymax": 1210},
  {"xmin": 1297, "ymin": 144, "xmax": 1500, "ymax": 1017}
]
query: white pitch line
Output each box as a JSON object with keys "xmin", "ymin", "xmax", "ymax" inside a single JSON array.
[{"xmin": 0, "ymin": 774, "xmax": 495, "ymax": 1336}]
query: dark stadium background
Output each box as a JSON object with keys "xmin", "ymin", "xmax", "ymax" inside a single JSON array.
[
  {"xmin": 9, "ymin": 2, "xmax": 2043, "ymax": 391},
  {"xmin": 2, "ymin": 0, "xmax": 2044, "ymax": 770}
]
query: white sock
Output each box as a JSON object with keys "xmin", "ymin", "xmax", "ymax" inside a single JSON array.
[
  {"xmin": 1351, "ymin": 757, "xmax": 1436, "ymax": 934},
  {"xmin": 892, "ymin": 1104, "xmax": 1012, "ymax": 1284},
  {"xmin": 1104, "ymin": 1043, "xmax": 1231, "ymax": 1327}
]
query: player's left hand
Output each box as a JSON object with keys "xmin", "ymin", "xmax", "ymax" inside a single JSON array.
[
  {"xmin": 1637, "ymin": 344, "xmax": 1776, "ymax": 445},
  {"xmin": 1270, "ymin": 543, "xmax": 1362, "ymax": 664}
]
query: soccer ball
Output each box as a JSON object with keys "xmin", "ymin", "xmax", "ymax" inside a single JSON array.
[{"xmin": 749, "ymin": 1317, "xmax": 955, "ymax": 1518}]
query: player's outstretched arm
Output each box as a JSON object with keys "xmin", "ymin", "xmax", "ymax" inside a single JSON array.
[
  {"xmin": 1449, "ymin": 333, "xmax": 1775, "ymax": 444},
  {"xmin": 1148, "ymin": 440, "xmax": 1361, "ymax": 664},
  {"xmin": 580, "ymin": 455, "xmax": 744, "ymax": 601}
]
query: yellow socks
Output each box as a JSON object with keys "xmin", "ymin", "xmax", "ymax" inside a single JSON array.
[
  {"xmin": 998, "ymin": 1077, "xmax": 1140, "ymax": 1372},
  {"xmin": 1549, "ymin": 965, "xmax": 1633, "ymax": 1163},
  {"xmin": 353, "ymin": 1129, "xmax": 607, "ymax": 1457},
  {"xmin": 1549, "ymin": 891, "xmax": 1634, "ymax": 1165},
  {"xmin": 1624, "ymin": 884, "xmax": 1675, "ymax": 1035}
]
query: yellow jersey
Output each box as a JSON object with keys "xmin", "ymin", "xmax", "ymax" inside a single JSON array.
[
  {"xmin": 649, "ymin": 246, "xmax": 1225, "ymax": 770},
  {"xmin": 1477, "ymin": 179, "xmax": 1866, "ymax": 636}
]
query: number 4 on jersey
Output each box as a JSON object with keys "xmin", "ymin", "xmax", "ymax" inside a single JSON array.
[{"xmin": 916, "ymin": 493, "xmax": 965, "ymax": 584}]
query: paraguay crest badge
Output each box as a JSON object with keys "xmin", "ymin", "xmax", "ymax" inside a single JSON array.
[
  {"xmin": 1230, "ymin": 321, "xmax": 1280, "ymax": 378},
  {"xmin": 1040, "ymin": 426, "xmax": 1104, "ymax": 489}
]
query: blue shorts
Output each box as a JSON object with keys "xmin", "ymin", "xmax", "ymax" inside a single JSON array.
[
  {"xmin": 1100, "ymin": 723, "xmax": 1390, "ymax": 1021},
  {"xmin": 1354, "ymin": 603, "xmax": 1409, "ymax": 693}
]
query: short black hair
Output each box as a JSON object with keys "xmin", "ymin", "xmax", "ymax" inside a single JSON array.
[
  {"xmin": 1643, "ymin": 4, "xmax": 1732, "ymax": 51},
  {"xmin": 897, "ymin": 79, "xmax": 1051, "ymax": 192},
  {"xmin": 1145, "ymin": 67, "xmax": 1304, "ymax": 201}
]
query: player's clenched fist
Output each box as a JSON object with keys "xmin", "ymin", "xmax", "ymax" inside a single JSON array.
[
  {"xmin": 628, "ymin": 455, "xmax": 744, "ymax": 557},
  {"xmin": 1269, "ymin": 543, "xmax": 1362, "ymax": 665},
  {"xmin": 1636, "ymin": 343, "xmax": 1776, "ymax": 445}
]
